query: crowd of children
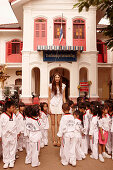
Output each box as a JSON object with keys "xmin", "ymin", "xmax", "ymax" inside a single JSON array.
[
  {"xmin": 0, "ymin": 101, "xmax": 49, "ymax": 168},
  {"xmin": 57, "ymin": 98, "xmax": 113, "ymax": 166},
  {"xmin": 0, "ymin": 97, "xmax": 113, "ymax": 168}
]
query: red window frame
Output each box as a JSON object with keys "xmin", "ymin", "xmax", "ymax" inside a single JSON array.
[
  {"xmin": 34, "ymin": 18, "xmax": 47, "ymax": 50},
  {"xmin": 6, "ymin": 39, "xmax": 23, "ymax": 63},
  {"xmin": 73, "ymin": 18, "xmax": 86, "ymax": 51},
  {"xmin": 97, "ymin": 39, "xmax": 107, "ymax": 63},
  {"xmin": 53, "ymin": 18, "xmax": 66, "ymax": 46}
]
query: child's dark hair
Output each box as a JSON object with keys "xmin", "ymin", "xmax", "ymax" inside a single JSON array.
[
  {"xmin": 32, "ymin": 104, "xmax": 40, "ymax": 117},
  {"xmin": 40, "ymin": 102, "xmax": 48, "ymax": 111},
  {"xmin": 4, "ymin": 101, "xmax": 15, "ymax": 112},
  {"xmin": 78, "ymin": 102, "xmax": 86, "ymax": 110},
  {"xmin": 90, "ymin": 106, "xmax": 98, "ymax": 116},
  {"xmin": 25, "ymin": 105, "xmax": 32, "ymax": 117},
  {"xmin": 98, "ymin": 104, "xmax": 108, "ymax": 119},
  {"xmin": 85, "ymin": 101, "xmax": 90, "ymax": 109},
  {"xmin": 19, "ymin": 102, "xmax": 25, "ymax": 109},
  {"xmin": 67, "ymin": 100, "xmax": 74, "ymax": 107},
  {"xmin": 73, "ymin": 110, "xmax": 80, "ymax": 117},
  {"xmin": 62, "ymin": 103, "xmax": 70, "ymax": 112}
]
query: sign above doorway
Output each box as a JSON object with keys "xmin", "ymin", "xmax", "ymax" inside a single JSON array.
[{"xmin": 37, "ymin": 45, "xmax": 83, "ymax": 62}]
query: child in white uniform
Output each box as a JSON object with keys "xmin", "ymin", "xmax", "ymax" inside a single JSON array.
[
  {"xmin": 57, "ymin": 103, "xmax": 76, "ymax": 166},
  {"xmin": 106, "ymin": 103, "xmax": 113, "ymax": 156},
  {"xmin": 89, "ymin": 106, "xmax": 99, "ymax": 159},
  {"xmin": 16, "ymin": 102, "xmax": 26, "ymax": 151},
  {"xmin": 0, "ymin": 101, "xmax": 18, "ymax": 169},
  {"xmin": 25, "ymin": 105, "xmax": 42, "ymax": 167},
  {"xmin": 73, "ymin": 110, "xmax": 86, "ymax": 160},
  {"xmin": 40, "ymin": 102, "xmax": 49, "ymax": 147},
  {"xmin": 78, "ymin": 103, "xmax": 89, "ymax": 155},
  {"xmin": 98, "ymin": 105, "xmax": 111, "ymax": 162}
]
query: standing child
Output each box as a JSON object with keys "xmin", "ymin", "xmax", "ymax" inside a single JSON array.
[
  {"xmin": 98, "ymin": 105, "xmax": 111, "ymax": 162},
  {"xmin": 73, "ymin": 110, "xmax": 86, "ymax": 160},
  {"xmin": 106, "ymin": 103, "xmax": 113, "ymax": 156},
  {"xmin": 16, "ymin": 102, "xmax": 26, "ymax": 151},
  {"xmin": 25, "ymin": 105, "xmax": 42, "ymax": 167},
  {"xmin": 0, "ymin": 101, "xmax": 17, "ymax": 169},
  {"xmin": 40, "ymin": 102, "xmax": 49, "ymax": 147},
  {"xmin": 78, "ymin": 103, "xmax": 89, "ymax": 155},
  {"xmin": 89, "ymin": 106, "xmax": 99, "ymax": 160},
  {"xmin": 57, "ymin": 103, "xmax": 76, "ymax": 166}
]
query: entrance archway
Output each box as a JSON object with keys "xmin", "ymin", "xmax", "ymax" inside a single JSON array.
[
  {"xmin": 50, "ymin": 68, "xmax": 70, "ymax": 99},
  {"xmin": 31, "ymin": 67, "xmax": 40, "ymax": 96}
]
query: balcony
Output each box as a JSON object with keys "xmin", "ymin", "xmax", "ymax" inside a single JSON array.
[{"xmin": 6, "ymin": 54, "xmax": 22, "ymax": 63}]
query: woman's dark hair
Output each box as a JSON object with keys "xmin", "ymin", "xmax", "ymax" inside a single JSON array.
[
  {"xmin": 52, "ymin": 73, "xmax": 62, "ymax": 95},
  {"xmin": 40, "ymin": 102, "xmax": 48, "ymax": 111}
]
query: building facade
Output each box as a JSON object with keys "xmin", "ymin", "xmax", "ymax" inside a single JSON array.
[{"xmin": 0, "ymin": 0, "xmax": 112, "ymax": 103}]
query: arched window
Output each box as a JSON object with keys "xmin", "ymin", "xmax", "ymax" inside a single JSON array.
[
  {"xmin": 73, "ymin": 18, "xmax": 86, "ymax": 50},
  {"xmin": 97, "ymin": 39, "xmax": 107, "ymax": 63},
  {"xmin": 54, "ymin": 18, "xmax": 66, "ymax": 46},
  {"xmin": 34, "ymin": 18, "xmax": 47, "ymax": 50}
]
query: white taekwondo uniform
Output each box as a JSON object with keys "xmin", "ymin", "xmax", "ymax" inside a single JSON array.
[
  {"xmin": 74, "ymin": 118, "xmax": 85, "ymax": 160},
  {"xmin": 82, "ymin": 112, "xmax": 89, "ymax": 155},
  {"xmin": 16, "ymin": 112, "xmax": 26, "ymax": 151},
  {"xmin": 89, "ymin": 115, "xmax": 99, "ymax": 159},
  {"xmin": 0, "ymin": 113, "xmax": 17, "ymax": 164},
  {"xmin": 40, "ymin": 111, "xmax": 49, "ymax": 147},
  {"xmin": 25, "ymin": 116, "xmax": 42, "ymax": 167},
  {"xmin": 57, "ymin": 114, "xmax": 76, "ymax": 166}
]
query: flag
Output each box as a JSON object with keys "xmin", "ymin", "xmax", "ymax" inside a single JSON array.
[{"xmin": 59, "ymin": 14, "xmax": 63, "ymax": 44}]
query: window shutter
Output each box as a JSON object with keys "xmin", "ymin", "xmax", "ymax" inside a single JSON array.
[
  {"xmin": 20, "ymin": 42, "xmax": 23, "ymax": 55},
  {"xmin": 103, "ymin": 43, "xmax": 107, "ymax": 63},
  {"xmin": 7, "ymin": 42, "xmax": 12, "ymax": 55}
]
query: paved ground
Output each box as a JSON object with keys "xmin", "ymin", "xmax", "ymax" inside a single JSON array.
[{"xmin": 0, "ymin": 121, "xmax": 113, "ymax": 170}]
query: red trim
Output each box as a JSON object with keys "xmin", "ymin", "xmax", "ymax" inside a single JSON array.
[
  {"xmin": 3, "ymin": 112, "xmax": 13, "ymax": 119},
  {"xmin": 73, "ymin": 18, "xmax": 86, "ymax": 51},
  {"xmin": 64, "ymin": 113, "xmax": 71, "ymax": 115},
  {"xmin": 18, "ymin": 112, "xmax": 24, "ymax": 118},
  {"xmin": 0, "ymin": 28, "xmax": 21, "ymax": 30},
  {"xmin": 77, "ymin": 118, "xmax": 82, "ymax": 121},
  {"xmin": 93, "ymin": 115, "xmax": 97, "ymax": 117}
]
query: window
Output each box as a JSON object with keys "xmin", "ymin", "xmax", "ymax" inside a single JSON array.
[
  {"xmin": 34, "ymin": 18, "xmax": 47, "ymax": 50},
  {"xmin": 97, "ymin": 40, "xmax": 107, "ymax": 63},
  {"xmin": 6, "ymin": 39, "xmax": 23, "ymax": 56},
  {"xmin": 6, "ymin": 39, "xmax": 23, "ymax": 63},
  {"xmin": 73, "ymin": 19, "xmax": 86, "ymax": 50},
  {"xmin": 54, "ymin": 18, "xmax": 66, "ymax": 46}
]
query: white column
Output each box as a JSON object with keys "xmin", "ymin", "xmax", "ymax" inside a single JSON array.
[
  {"xmin": 22, "ymin": 51, "xmax": 31, "ymax": 98},
  {"xmin": 66, "ymin": 17, "xmax": 72, "ymax": 46},
  {"xmin": 89, "ymin": 53, "xmax": 98, "ymax": 98},
  {"xmin": 23, "ymin": 7, "xmax": 32, "ymax": 51},
  {"xmin": 70, "ymin": 62, "xmax": 79, "ymax": 98},
  {"xmin": 40, "ymin": 62, "xmax": 48, "ymax": 98}
]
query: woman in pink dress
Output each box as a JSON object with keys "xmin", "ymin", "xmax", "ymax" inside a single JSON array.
[{"xmin": 48, "ymin": 73, "xmax": 66, "ymax": 146}]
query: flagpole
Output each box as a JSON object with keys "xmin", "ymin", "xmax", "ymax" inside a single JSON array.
[{"xmin": 59, "ymin": 13, "xmax": 63, "ymax": 47}]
